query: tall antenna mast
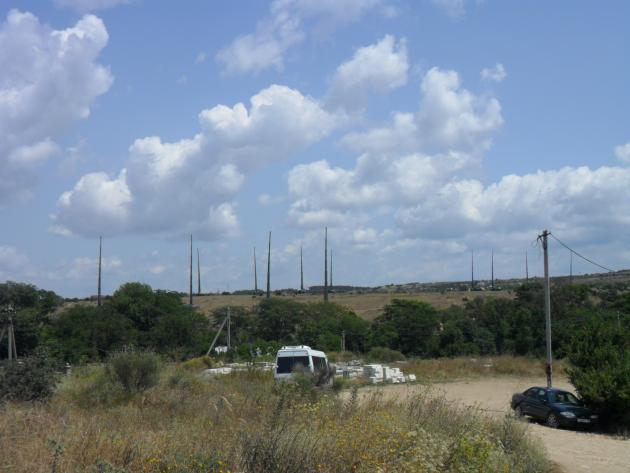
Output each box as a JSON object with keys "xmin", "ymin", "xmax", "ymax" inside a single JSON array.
[
  {"xmin": 491, "ymin": 249, "xmax": 494, "ymax": 290},
  {"xmin": 470, "ymin": 250, "xmax": 475, "ymax": 290},
  {"xmin": 324, "ymin": 227, "xmax": 328, "ymax": 302},
  {"xmin": 97, "ymin": 236, "xmax": 102, "ymax": 307},
  {"xmin": 197, "ymin": 248, "xmax": 201, "ymax": 295},
  {"xmin": 300, "ymin": 246, "xmax": 304, "ymax": 291},
  {"xmin": 189, "ymin": 234, "xmax": 193, "ymax": 306},
  {"xmin": 525, "ymin": 250, "xmax": 529, "ymax": 282},
  {"xmin": 254, "ymin": 247, "xmax": 258, "ymax": 294},
  {"xmin": 266, "ymin": 232, "xmax": 271, "ymax": 298}
]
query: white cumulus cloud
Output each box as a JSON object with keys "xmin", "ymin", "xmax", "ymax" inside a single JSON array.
[
  {"xmin": 0, "ymin": 10, "xmax": 112, "ymax": 204},
  {"xmin": 326, "ymin": 35, "xmax": 408, "ymax": 112},
  {"xmin": 217, "ymin": 0, "xmax": 386, "ymax": 74},
  {"xmin": 614, "ymin": 142, "xmax": 630, "ymax": 165},
  {"xmin": 53, "ymin": 85, "xmax": 339, "ymax": 239},
  {"xmin": 481, "ymin": 63, "xmax": 507, "ymax": 83},
  {"xmin": 54, "ymin": 0, "xmax": 130, "ymax": 12}
]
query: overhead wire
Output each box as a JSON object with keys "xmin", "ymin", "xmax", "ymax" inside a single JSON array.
[{"xmin": 549, "ymin": 233, "xmax": 615, "ymax": 273}]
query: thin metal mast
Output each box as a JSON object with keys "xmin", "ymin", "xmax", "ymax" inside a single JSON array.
[
  {"xmin": 266, "ymin": 232, "xmax": 271, "ymax": 298},
  {"xmin": 97, "ymin": 236, "xmax": 102, "ymax": 307},
  {"xmin": 324, "ymin": 227, "xmax": 328, "ymax": 302},
  {"xmin": 189, "ymin": 234, "xmax": 193, "ymax": 306}
]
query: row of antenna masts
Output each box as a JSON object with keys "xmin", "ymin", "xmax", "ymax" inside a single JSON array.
[{"xmin": 93, "ymin": 231, "xmax": 581, "ymax": 307}]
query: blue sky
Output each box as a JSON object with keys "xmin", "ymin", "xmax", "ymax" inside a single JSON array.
[{"xmin": 1, "ymin": 0, "xmax": 629, "ymax": 297}]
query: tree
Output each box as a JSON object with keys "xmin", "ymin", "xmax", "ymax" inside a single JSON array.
[{"xmin": 370, "ymin": 300, "xmax": 440, "ymax": 356}]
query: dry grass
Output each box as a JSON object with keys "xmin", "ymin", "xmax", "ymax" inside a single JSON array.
[
  {"xmin": 0, "ymin": 365, "xmax": 552, "ymax": 473},
  {"xmin": 191, "ymin": 290, "xmax": 514, "ymax": 320},
  {"xmin": 399, "ymin": 356, "xmax": 567, "ymax": 382}
]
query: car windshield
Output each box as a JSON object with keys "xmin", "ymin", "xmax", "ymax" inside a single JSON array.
[{"xmin": 549, "ymin": 391, "xmax": 581, "ymax": 405}]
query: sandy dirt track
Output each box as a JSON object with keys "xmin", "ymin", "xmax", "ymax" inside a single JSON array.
[{"xmin": 375, "ymin": 377, "xmax": 629, "ymax": 473}]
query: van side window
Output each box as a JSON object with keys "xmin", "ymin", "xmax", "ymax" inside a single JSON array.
[
  {"xmin": 277, "ymin": 356, "xmax": 310, "ymax": 374},
  {"xmin": 312, "ymin": 356, "xmax": 326, "ymax": 372}
]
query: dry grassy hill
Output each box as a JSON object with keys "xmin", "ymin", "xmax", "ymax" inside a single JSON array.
[{"xmin": 191, "ymin": 290, "xmax": 514, "ymax": 321}]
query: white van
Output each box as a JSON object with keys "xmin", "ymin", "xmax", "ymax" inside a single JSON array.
[{"xmin": 274, "ymin": 345, "xmax": 332, "ymax": 383}]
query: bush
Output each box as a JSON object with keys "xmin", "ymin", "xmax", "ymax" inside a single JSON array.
[
  {"xmin": 106, "ymin": 348, "xmax": 162, "ymax": 394},
  {"xmin": 366, "ymin": 346, "xmax": 406, "ymax": 363},
  {"xmin": 0, "ymin": 353, "xmax": 57, "ymax": 401},
  {"xmin": 565, "ymin": 315, "xmax": 630, "ymax": 428}
]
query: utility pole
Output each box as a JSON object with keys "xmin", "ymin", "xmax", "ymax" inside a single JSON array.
[
  {"xmin": 300, "ymin": 246, "xmax": 304, "ymax": 292},
  {"xmin": 525, "ymin": 250, "xmax": 529, "ymax": 282},
  {"xmin": 97, "ymin": 236, "xmax": 102, "ymax": 307},
  {"xmin": 341, "ymin": 330, "xmax": 346, "ymax": 352},
  {"xmin": 266, "ymin": 232, "xmax": 271, "ymax": 298},
  {"xmin": 541, "ymin": 230, "xmax": 553, "ymax": 388},
  {"xmin": 253, "ymin": 247, "xmax": 258, "ymax": 294},
  {"xmin": 491, "ymin": 249, "xmax": 495, "ymax": 290},
  {"xmin": 569, "ymin": 251, "xmax": 573, "ymax": 285},
  {"xmin": 197, "ymin": 248, "xmax": 201, "ymax": 295},
  {"xmin": 470, "ymin": 250, "xmax": 475, "ymax": 291},
  {"xmin": 189, "ymin": 234, "xmax": 193, "ymax": 306},
  {"xmin": 324, "ymin": 227, "xmax": 328, "ymax": 302},
  {"xmin": 227, "ymin": 306, "xmax": 231, "ymax": 350},
  {"xmin": 1, "ymin": 305, "xmax": 18, "ymax": 360}
]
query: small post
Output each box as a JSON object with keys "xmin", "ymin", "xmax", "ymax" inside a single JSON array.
[
  {"xmin": 541, "ymin": 230, "xmax": 553, "ymax": 388},
  {"xmin": 97, "ymin": 236, "xmax": 102, "ymax": 307}
]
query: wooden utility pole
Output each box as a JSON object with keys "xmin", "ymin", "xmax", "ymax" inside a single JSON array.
[
  {"xmin": 300, "ymin": 246, "xmax": 304, "ymax": 291},
  {"xmin": 266, "ymin": 232, "xmax": 271, "ymax": 298},
  {"xmin": 324, "ymin": 227, "xmax": 328, "ymax": 302},
  {"xmin": 97, "ymin": 236, "xmax": 102, "ymax": 307},
  {"xmin": 1, "ymin": 305, "xmax": 18, "ymax": 360},
  {"xmin": 254, "ymin": 247, "xmax": 258, "ymax": 294},
  {"xmin": 541, "ymin": 230, "xmax": 553, "ymax": 388},
  {"xmin": 189, "ymin": 234, "xmax": 193, "ymax": 306},
  {"xmin": 197, "ymin": 248, "xmax": 201, "ymax": 295}
]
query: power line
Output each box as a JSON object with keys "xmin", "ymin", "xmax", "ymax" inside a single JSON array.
[{"xmin": 549, "ymin": 233, "xmax": 615, "ymax": 273}]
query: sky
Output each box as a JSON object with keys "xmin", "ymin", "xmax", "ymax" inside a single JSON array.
[{"xmin": 1, "ymin": 0, "xmax": 629, "ymax": 297}]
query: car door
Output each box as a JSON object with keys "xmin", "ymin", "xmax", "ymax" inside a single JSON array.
[
  {"xmin": 529, "ymin": 389, "xmax": 550, "ymax": 420},
  {"xmin": 520, "ymin": 388, "xmax": 538, "ymax": 416}
]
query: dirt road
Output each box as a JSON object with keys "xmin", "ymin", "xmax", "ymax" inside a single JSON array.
[{"xmin": 375, "ymin": 377, "xmax": 629, "ymax": 473}]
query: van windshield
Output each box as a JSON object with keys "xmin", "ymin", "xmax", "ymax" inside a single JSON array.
[{"xmin": 276, "ymin": 356, "xmax": 310, "ymax": 374}]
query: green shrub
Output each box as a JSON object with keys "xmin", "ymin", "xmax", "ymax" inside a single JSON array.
[
  {"xmin": 565, "ymin": 315, "xmax": 630, "ymax": 428},
  {"xmin": 366, "ymin": 346, "xmax": 406, "ymax": 363},
  {"xmin": 106, "ymin": 348, "xmax": 161, "ymax": 394},
  {"xmin": 0, "ymin": 353, "xmax": 58, "ymax": 401},
  {"xmin": 180, "ymin": 355, "xmax": 213, "ymax": 372}
]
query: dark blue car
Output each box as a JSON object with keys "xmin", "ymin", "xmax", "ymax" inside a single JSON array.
[{"xmin": 511, "ymin": 386, "xmax": 599, "ymax": 429}]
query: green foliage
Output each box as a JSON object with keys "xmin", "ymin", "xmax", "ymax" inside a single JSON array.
[
  {"xmin": 370, "ymin": 299, "xmax": 440, "ymax": 356},
  {"xmin": 106, "ymin": 348, "xmax": 162, "ymax": 394},
  {"xmin": 565, "ymin": 314, "xmax": 630, "ymax": 427},
  {"xmin": 0, "ymin": 352, "xmax": 58, "ymax": 401},
  {"xmin": 366, "ymin": 346, "xmax": 406, "ymax": 362}
]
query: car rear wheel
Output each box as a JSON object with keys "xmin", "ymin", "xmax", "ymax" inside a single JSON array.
[{"xmin": 546, "ymin": 413, "xmax": 560, "ymax": 428}]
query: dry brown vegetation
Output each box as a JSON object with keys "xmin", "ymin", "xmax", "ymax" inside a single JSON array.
[
  {"xmin": 191, "ymin": 290, "xmax": 513, "ymax": 320},
  {"xmin": 0, "ymin": 364, "xmax": 552, "ymax": 473},
  {"xmin": 399, "ymin": 356, "xmax": 567, "ymax": 382}
]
